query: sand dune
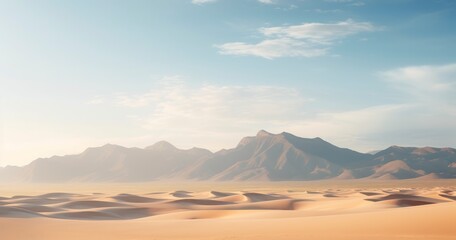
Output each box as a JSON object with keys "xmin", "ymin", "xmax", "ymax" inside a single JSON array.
[
  {"xmin": 112, "ymin": 193, "xmax": 160, "ymax": 203},
  {"xmin": 210, "ymin": 190, "xmax": 234, "ymax": 198},
  {"xmin": 0, "ymin": 181, "xmax": 455, "ymax": 239},
  {"xmin": 0, "ymin": 206, "xmax": 43, "ymax": 218},
  {"xmin": 366, "ymin": 193, "xmax": 446, "ymax": 203},
  {"xmin": 169, "ymin": 199, "xmax": 233, "ymax": 206},
  {"xmin": 440, "ymin": 194, "xmax": 456, "ymax": 200},
  {"xmin": 0, "ymin": 185, "xmax": 454, "ymax": 221},
  {"xmin": 170, "ymin": 190, "xmax": 193, "ymax": 198},
  {"xmin": 243, "ymin": 192, "xmax": 287, "ymax": 202},
  {"xmin": 59, "ymin": 200, "xmax": 129, "ymax": 209},
  {"xmin": 10, "ymin": 204, "xmax": 63, "ymax": 213},
  {"xmin": 49, "ymin": 210, "xmax": 119, "ymax": 220}
]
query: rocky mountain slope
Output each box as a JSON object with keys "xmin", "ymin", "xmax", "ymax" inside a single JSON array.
[{"xmin": 1, "ymin": 130, "xmax": 455, "ymax": 182}]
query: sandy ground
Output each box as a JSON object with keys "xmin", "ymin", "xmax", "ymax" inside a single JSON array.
[{"xmin": 0, "ymin": 180, "xmax": 455, "ymax": 240}]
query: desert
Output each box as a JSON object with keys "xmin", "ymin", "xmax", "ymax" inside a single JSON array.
[
  {"xmin": 2, "ymin": 1, "xmax": 456, "ymax": 239},
  {"xmin": 0, "ymin": 180, "xmax": 455, "ymax": 240}
]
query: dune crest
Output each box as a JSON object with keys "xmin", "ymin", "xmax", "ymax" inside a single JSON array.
[{"xmin": 0, "ymin": 186, "xmax": 454, "ymax": 221}]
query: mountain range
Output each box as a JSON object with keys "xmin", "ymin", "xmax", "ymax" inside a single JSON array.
[{"xmin": 1, "ymin": 130, "xmax": 455, "ymax": 182}]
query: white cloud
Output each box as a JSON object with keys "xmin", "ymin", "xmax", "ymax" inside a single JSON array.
[
  {"xmin": 259, "ymin": 19, "xmax": 374, "ymax": 42},
  {"xmin": 258, "ymin": 0, "xmax": 276, "ymax": 4},
  {"xmin": 217, "ymin": 19, "xmax": 375, "ymax": 59},
  {"xmin": 382, "ymin": 63, "xmax": 456, "ymax": 111},
  {"xmin": 191, "ymin": 0, "xmax": 217, "ymax": 5},
  {"xmin": 382, "ymin": 63, "xmax": 456, "ymax": 93},
  {"xmin": 218, "ymin": 38, "xmax": 328, "ymax": 59}
]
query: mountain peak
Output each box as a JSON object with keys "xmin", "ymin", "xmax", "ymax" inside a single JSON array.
[
  {"xmin": 101, "ymin": 143, "xmax": 122, "ymax": 148},
  {"xmin": 146, "ymin": 141, "xmax": 178, "ymax": 151},
  {"xmin": 256, "ymin": 129, "xmax": 273, "ymax": 137},
  {"xmin": 83, "ymin": 143, "xmax": 125, "ymax": 153}
]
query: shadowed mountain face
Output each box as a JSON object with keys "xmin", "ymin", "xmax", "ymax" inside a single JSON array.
[
  {"xmin": 180, "ymin": 131, "xmax": 368, "ymax": 181},
  {"xmin": 1, "ymin": 131, "xmax": 455, "ymax": 182},
  {"xmin": 370, "ymin": 146, "xmax": 456, "ymax": 178}
]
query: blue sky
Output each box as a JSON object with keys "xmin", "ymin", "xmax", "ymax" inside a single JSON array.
[{"xmin": 1, "ymin": 0, "xmax": 456, "ymax": 166}]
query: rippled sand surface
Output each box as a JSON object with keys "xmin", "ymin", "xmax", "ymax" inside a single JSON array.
[{"xmin": 0, "ymin": 180, "xmax": 455, "ymax": 240}]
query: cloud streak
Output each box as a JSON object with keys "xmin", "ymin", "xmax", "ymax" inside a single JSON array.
[
  {"xmin": 217, "ymin": 19, "xmax": 375, "ymax": 59},
  {"xmin": 382, "ymin": 63, "xmax": 456, "ymax": 94},
  {"xmin": 86, "ymin": 96, "xmax": 105, "ymax": 105},
  {"xmin": 113, "ymin": 76, "xmax": 311, "ymax": 150},
  {"xmin": 117, "ymin": 76, "xmax": 309, "ymax": 121},
  {"xmin": 325, "ymin": 0, "xmax": 365, "ymax": 6},
  {"xmin": 258, "ymin": 0, "xmax": 276, "ymax": 4},
  {"xmin": 191, "ymin": 0, "xmax": 217, "ymax": 5}
]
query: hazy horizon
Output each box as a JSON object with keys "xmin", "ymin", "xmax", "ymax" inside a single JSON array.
[{"xmin": 1, "ymin": 0, "xmax": 456, "ymax": 167}]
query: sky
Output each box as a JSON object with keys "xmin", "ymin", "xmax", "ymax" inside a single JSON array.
[{"xmin": 1, "ymin": 0, "xmax": 456, "ymax": 167}]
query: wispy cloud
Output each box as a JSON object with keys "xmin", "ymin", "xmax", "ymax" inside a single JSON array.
[
  {"xmin": 191, "ymin": 0, "xmax": 217, "ymax": 5},
  {"xmin": 289, "ymin": 102, "xmax": 455, "ymax": 151},
  {"xmin": 304, "ymin": 63, "xmax": 455, "ymax": 149},
  {"xmin": 217, "ymin": 19, "xmax": 376, "ymax": 59},
  {"xmin": 93, "ymin": 64, "xmax": 456, "ymax": 151},
  {"xmin": 86, "ymin": 96, "xmax": 105, "ymax": 105},
  {"xmin": 382, "ymin": 63, "xmax": 456, "ymax": 114},
  {"xmin": 111, "ymin": 76, "xmax": 312, "ymax": 149},
  {"xmin": 116, "ymin": 76, "xmax": 185, "ymax": 108},
  {"xmin": 301, "ymin": 63, "xmax": 456, "ymax": 149},
  {"xmin": 312, "ymin": 9, "xmax": 343, "ymax": 14},
  {"xmin": 258, "ymin": 0, "xmax": 276, "ymax": 4},
  {"xmin": 350, "ymin": 2, "xmax": 365, "ymax": 6},
  {"xmin": 116, "ymin": 76, "xmax": 309, "ymax": 120},
  {"xmin": 382, "ymin": 63, "xmax": 456, "ymax": 94},
  {"xmin": 325, "ymin": 0, "xmax": 365, "ymax": 6}
]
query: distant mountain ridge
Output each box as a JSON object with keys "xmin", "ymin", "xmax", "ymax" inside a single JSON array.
[{"xmin": 1, "ymin": 130, "xmax": 455, "ymax": 182}]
